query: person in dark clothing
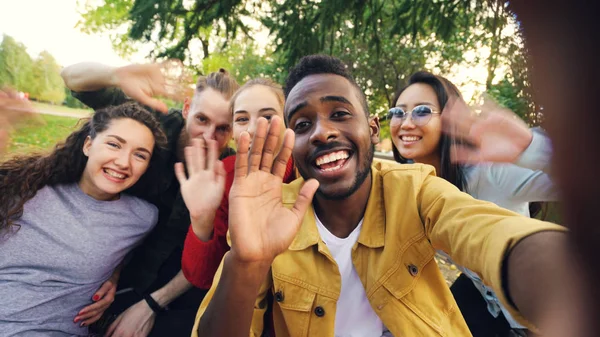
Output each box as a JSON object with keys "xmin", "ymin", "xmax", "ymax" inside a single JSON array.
[{"xmin": 61, "ymin": 62, "xmax": 239, "ymax": 336}]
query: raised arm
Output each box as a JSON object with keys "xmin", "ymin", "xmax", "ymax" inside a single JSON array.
[
  {"xmin": 181, "ymin": 177, "xmax": 233, "ymax": 289},
  {"xmin": 417, "ymin": 169, "xmax": 567, "ymax": 332},
  {"xmin": 60, "ymin": 62, "xmax": 118, "ymax": 92},
  {"xmin": 61, "ymin": 62, "xmax": 177, "ymax": 113},
  {"xmin": 176, "ymin": 136, "xmax": 231, "ymax": 289},
  {"xmin": 195, "ymin": 116, "xmax": 318, "ymax": 337}
]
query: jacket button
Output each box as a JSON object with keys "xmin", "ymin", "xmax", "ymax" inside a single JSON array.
[
  {"xmin": 274, "ymin": 291, "xmax": 284, "ymax": 302},
  {"xmin": 314, "ymin": 306, "xmax": 325, "ymax": 317},
  {"xmin": 408, "ymin": 264, "xmax": 419, "ymax": 276}
]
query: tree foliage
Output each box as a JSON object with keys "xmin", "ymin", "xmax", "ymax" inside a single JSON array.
[
  {"xmin": 0, "ymin": 35, "xmax": 34, "ymax": 92},
  {"xmin": 77, "ymin": 0, "xmax": 138, "ymax": 58},
  {"xmin": 201, "ymin": 40, "xmax": 277, "ymax": 83},
  {"xmin": 0, "ymin": 35, "xmax": 66, "ymax": 104},
  {"xmin": 30, "ymin": 51, "xmax": 66, "ymax": 104},
  {"xmin": 77, "ymin": 0, "xmax": 539, "ymax": 120}
]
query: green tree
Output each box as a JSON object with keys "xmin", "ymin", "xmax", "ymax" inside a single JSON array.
[
  {"xmin": 202, "ymin": 40, "xmax": 277, "ymax": 83},
  {"xmin": 78, "ymin": 0, "xmax": 535, "ymax": 118},
  {"xmin": 30, "ymin": 51, "xmax": 66, "ymax": 104},
  {"xmin": 77, "ymin": 0, "xmax": 138, "ymax": 58},
  {"xmin": 77, "ymin": 0, "xmax": 249, "ymax": 61},
  {"xmin": 0, "ymin": 34, "xmax": 34, "ymax": 92},
  {"xmin": 487, "ymin": 45, "xmax": 542, "ymax": 127}
]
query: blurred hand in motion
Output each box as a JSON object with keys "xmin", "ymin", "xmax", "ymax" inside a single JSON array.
[
  {"xmin": 441, "ymin": 94, "xmax": 533, "ymax": 164},
  {"xmin": 113, "ymin": 59, "xmax": 194, "ymax": 114},
  {"xmin": 0, "ymin": 87, "xmax": 38, "ymax": 157}
]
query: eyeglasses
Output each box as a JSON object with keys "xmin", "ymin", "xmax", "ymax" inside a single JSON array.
[{"xmin": 387, "ymin": 105, "xmax": 441, "ymax": 126}]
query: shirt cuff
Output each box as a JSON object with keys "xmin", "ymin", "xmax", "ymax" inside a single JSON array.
[
  {"xmin": 514, "ymin": 127, "xmax": 553, "ymax": 173},
  {"xmin": 182, "ymin": 226, "xmax": 221, "ymax": 289}
]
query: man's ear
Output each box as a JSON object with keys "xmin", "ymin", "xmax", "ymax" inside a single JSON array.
[
  {"xmin": 369, "ymin": 115, "xmax": 380, "ymax": 145},
  {"xmin": 182, "ymin": 97, "xmax": 191, "ymax": 119}
]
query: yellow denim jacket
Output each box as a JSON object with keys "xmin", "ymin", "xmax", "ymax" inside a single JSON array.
[{"xmin": 192, "ymin": 161, "xmax": 565, "ymax": 337}]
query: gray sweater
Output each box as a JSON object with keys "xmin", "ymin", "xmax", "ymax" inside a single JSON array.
[{"xmin": 0, "ymin": 183, "xmax": 158, "ymax": 337}]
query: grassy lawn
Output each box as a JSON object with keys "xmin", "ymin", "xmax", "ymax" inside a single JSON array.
[
  {"xmin": 32, "ymin": 102, "xmax": 92, "ymax": 116},
  {"xmin": 8, "ymin": 114, "xmax": 81, "ymax": 155}
]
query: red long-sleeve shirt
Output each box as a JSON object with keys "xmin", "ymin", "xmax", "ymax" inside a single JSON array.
[{"xmin": 181, "ymin": 156, "xmax": 296, "ymax": 289}]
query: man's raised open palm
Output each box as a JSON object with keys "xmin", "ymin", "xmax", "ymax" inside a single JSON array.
[{"xmin": 228, "ymin": 116, "xmax": 319, "ymax": 264}]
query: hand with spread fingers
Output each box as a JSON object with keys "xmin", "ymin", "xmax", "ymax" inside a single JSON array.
[
  {"xmin": 228, "ymin": 115, "xmax": 319, "ymax": 264},
  {"xmin": 441, "ymin": 94, "xmax": 534, "ymax": 164},
  {"xmin": 175, "ymin": 138, "xmax": 227, "ymax": 240},
  {"xmin": 113, "ymin": 60, "xmax": 193, "ymax": 114}
]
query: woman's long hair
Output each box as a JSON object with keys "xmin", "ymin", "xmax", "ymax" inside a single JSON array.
[
  {"xmin": 391, "ymin": 71, "xmax": 468, "ymax": 192},
  {"xmin": 0, "ymin": 102, "xmax": 167, "ymax": 233}
]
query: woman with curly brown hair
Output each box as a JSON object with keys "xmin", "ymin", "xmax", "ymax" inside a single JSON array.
[{"xmin": 0, "ymin": 102, "xmax": 167, "ymax": 337}]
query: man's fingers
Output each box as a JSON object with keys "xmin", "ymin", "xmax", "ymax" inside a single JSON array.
[
  {"xmin": 291, "ymin": 179, "xmax": 319, "ymax": 221},
  {"xmin": 272, "ymin": 129, "xmax": 294, "ymax": 179},
  {"xmin": 206, "ymin": 139, "xmax": 218, "ymax": 171},
  {"xmin": 174, "ymin": 162, "xmax": 187, "ymax": 184},
  {"xmin": 128, "ymin": 86, "xmax": 169, "ymax": 114},
  {"xmin": 160, "ymin": 59, "xmax": 194, "ymax": 102},
  {"xmin": 234, "ymin": 132, "xmax": 250, "ymax": 179},
  {"xmin": 248, "ymin": 118, "xmax": 268, "ymax": 173},
  {"xmin": 214, "ymin": 159, "xmax": 226, "ymax": 178},
  {"xmin": 105, "ymin": 314, "xmax": 122, "ymax": 337},
  {"xmin": 192, "ymin": 138, "xmax": 206, "ymax": 172},
  {"xmin": 260, "ymin": 116, "xmax": 284, "ymax": 173}
]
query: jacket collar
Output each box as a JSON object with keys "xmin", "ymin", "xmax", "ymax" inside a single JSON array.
[{"xmin": 284, "ymin": 164, "xmax": 386, "ymax": 251}]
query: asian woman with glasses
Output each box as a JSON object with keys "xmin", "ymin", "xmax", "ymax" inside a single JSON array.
[{"xmin": 388, "ymin": 71, "xmax": 558, "ymax": 337}]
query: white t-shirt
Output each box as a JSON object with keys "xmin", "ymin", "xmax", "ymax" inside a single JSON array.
[{"xmin": 315, "ymin": 213, "xmax": 392, "ymax": 337}]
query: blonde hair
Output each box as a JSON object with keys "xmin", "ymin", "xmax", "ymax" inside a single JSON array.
[
  {"xmin": 229, "ymin": 78, "xmax": 285, "ymax": 114},
  {"xmin": 195, "ymin": 68, "xmax": 240, "ymax": 100}
]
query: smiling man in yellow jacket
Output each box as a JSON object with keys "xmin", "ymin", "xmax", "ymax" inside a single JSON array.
[{"xmin": 189, "ymin": 55, "xmax": 566, "ymax": 337}]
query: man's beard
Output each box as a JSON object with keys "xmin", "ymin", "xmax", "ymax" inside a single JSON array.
[
  {"xmin": 297, "ymin": 143, "xmax": 374, "ymax": 201},
  {"xmin": 175, "ymin": 130, "xmax": 190, "ymax": 163}
]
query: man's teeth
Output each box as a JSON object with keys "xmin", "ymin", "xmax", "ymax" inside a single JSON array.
[
  {"xmin": 321, "ymin": 163, "xmax": 344, "ymax": 172},
  {"xmin": 315, "ymin": 151, "xmax": 349, "ymax": 167},
  {"xmin": 401, "ymin": 136, "xmax": 421, "ymax": 142},
  {"xmin": 105, "ymin": 169, "xmax": 126, "ymax": 179}
]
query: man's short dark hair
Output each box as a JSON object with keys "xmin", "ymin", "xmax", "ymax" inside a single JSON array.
[{"xmin": 284, "ymin": 55, "xmax": 370, "ymax": 116}]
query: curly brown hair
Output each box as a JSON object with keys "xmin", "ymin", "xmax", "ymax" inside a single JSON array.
[{"xmin": 0, "ymin": 102, "xmax": 167, "ymax": 234}]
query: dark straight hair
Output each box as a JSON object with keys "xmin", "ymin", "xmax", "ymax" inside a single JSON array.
[
  {"xmin": 391, "ymin": 71, "xmax": 468, "ymax": 192},
  {"xmin": 391, "ymin": 71, "xmax": 544, "ymax": 218}
]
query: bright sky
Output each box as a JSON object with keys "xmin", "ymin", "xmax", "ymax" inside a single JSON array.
[{"xmin": 0, "ymin": 0, "xmax": 145, "ymax": 68}]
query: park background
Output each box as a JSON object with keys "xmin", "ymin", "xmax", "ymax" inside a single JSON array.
[{"xmin": 0, "ymin": 0, "xmax": 560, "ymax": 281}]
